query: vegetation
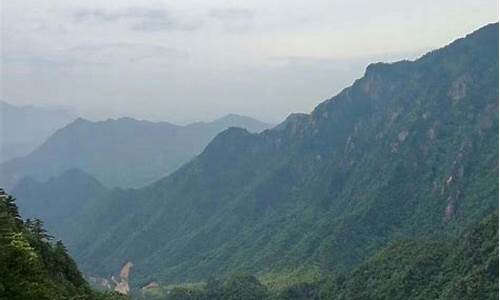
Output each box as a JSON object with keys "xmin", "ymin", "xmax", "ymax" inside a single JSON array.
[
  {"xmin": 140, "ymin": 273, "xmax": 268, "ymax": 300},
  {"xmin": 11, "ymin": 168, "xmax": 108, "ymax": 241},
  {"xmin": 140, "ymin": 213, "xmax": 498, "ymax": 299},
  {"xmin": 61, "ymin": 23, "xmax": 498, "ymax": 285},
  {"xmin": 4, "ymin": 23, "xmax": 498, "ymax": 300},
  {"xmin": 320, "ymin": 213, "xmax": 498, "ymax": 300},
  {"xmin": 0, "ymin": 189, "xmax": 126, "ymax": 300}
]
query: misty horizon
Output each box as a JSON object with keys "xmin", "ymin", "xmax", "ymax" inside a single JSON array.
[
  {"xmin": 2, "ymin": 0, "xmax": 497, "ymax": 124},
  {"xmin": 0, "ymin": 1, "xmax": 498, "ymax": 299}
]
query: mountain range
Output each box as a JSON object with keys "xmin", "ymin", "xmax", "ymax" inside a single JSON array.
[
  {"xmin": 0, "ymin": 100, "xmax": 75, "ymax": 163},
  {"xmin": 10, "ymin": 22, "xmax": 498, "ymax": 294},
  {"xmin": 1, "ymin": 114, "xmax": 271, "ymax": 189}
]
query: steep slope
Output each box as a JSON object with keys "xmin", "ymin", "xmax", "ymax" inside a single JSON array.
[
  {"xmin": 321, "ymin": 213, "xmax": 498, "ymax": 300},
  {"xmin": 0, "ymin": 101, "xmax": 75, "ymax": 162},
  {"xmin": 58, "ymin": 24, "xmax": 500, "ymax": 285},
  {"xmin": 0, "ymin": 115, "xmax": 271, "ymax": 189},
  {"xmin": 0, "ymin": 189, "xmax": 93, "ymax": 299},
  {"xmin": 0, "ymin": 189, "xmax": 127, "ymax": 300},
  {"xmin": 138, "ymin": 214, "xmax": 498, "ymax": 299},
  {"xmin": 11, "ymin": 169, "xmax": 108, "ymax": 241}
]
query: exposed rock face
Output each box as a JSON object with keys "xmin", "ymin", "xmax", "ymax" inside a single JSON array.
[
  {"xmin": 113, "ymin": 261, "xmax": 133, "ymax": 295},
  {"xmin": 142, "ymin": 282, "xmax": 159, "ymax": 290},
  {"xmin": 120, "ymin": 261, "xmax": 133, "ymax": 279},
  {"xmin": 448, "ymin": 74, "xmax": 471, "ymax": 101}
]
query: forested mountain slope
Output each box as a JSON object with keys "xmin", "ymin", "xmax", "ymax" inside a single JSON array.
[
  {"xmin": 11, "ymin": 169, "xmax": 109, "ymax": 241},
  {"xmin": 141, "ymin": 213, "xmax": 498, "ymax": 300},
  {"xmin": 0, "ymin": 189, "xmax": 125, "ymax": 300},
  {"xmin": 8, "ymin": 24, "xmax": 497, "ymax": 291},
  {"xmin": 320, "ymin": 213, "xmax": 498, "ymax": 300},
  {"xmin": 0, "ymin": 114, "xmax": 270, "ymax": 189},
  {"xmin": 146, "ymin": 213, "xmax": 498, "ymax": 300},
  {"xmin": 67, "ymin": 23, "xmax": 498, "ymax": 285}
]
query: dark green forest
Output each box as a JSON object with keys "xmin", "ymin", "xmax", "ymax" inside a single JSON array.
[
  {"xmin": 1, "ymin": 187, "xmax": 497, "ymax": 299},
  {"xmin": 0, "ymin": 189, "xmax": 125, "ymax": 300},
  {"xmin": 139, "ymin": 213, "xmax": 498, "ymax": 299}
]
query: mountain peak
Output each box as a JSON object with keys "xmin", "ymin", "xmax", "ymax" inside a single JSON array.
[
  {"xmin": 214, "ymin": 113, "xmax": 253, "ymax": 122},
  {"xmin": 209, "ymin": 114, "xmax": 272, "ymax": 133},
  {"xmin": 64, "ymin": 23, "xmax": 498, "ymax": 283}
]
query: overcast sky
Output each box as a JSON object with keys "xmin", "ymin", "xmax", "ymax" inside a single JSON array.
[{"xmin": 1, "ymin": 0, "xmax": 497, "ymax": 124}]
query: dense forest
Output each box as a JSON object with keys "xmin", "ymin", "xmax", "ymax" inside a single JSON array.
[
  {"xmin": 1, "ymin": 187, "xmax": 497, "ymax": 299},
  {"xmin": 0, "ymin": 189, "xmax": 125, "ymax": 300},
  {"xmin": 138, "ymin": 214, "xmax": 498, "ymax": 299}
]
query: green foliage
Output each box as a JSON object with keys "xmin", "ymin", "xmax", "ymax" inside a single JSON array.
[
  {"xmin": 141, "ymin": 214, "xmax": 497, "ymax": 300},
  {"xmin": 320, "ymin": 213, "xmax": 499, "ymax": 300},
  {"xmin": 220, "ymin": 274, "xmax": 269, "ymax": 300},
  {"xmin": 95, "ymin": 291, "xmax": 131, "ymax": 300},
  {"xmin": 64, "ymin": 23, "xmax": 498, "ymax": 286},
  {"xmin": 0, "ymin": 189, "xmax": 125, "ymax": 300},
  {"xmin": 5, "ymin": 24, "xmax": 498, "ymax": 300},
  {"xmin": 12, "ymin": 168, "xmax": 108, "ymax": 242},
  {"xmin": 273, "ymin": 281, "xmax": 319, "ymax": 300},
  {"xmin": 140, "ymin": 273, "xmax": 269, "ymax": 300}
]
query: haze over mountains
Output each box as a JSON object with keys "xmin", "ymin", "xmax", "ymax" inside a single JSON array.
[
  {"xmin": 0, "ymin": 100, "xmax": 75, "ymax": 163},
  {"xmin": 11, "ymin": 168, "xmax": 108, "ymax": 240},
  {"xmin": 1, "ymin": 113, "xmax": 271, "ymax": 189},
  {"xmin": 9, "ymin": 23, "xmax": 498, "ymax": 300}
]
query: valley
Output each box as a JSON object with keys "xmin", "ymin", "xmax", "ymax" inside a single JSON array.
[{"xmin": 1, "ymin": 15, "xmax": 498, "ymax": 300}]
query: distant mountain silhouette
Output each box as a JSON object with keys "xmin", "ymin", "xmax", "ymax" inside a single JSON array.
[
  {"xmin": 0, "ymin": 100, "xmax": 75, "ymax": 162},
  {"xmin": 11, "ymin": 168, "xmax": 108, "ymax": 240},
  {"xmin": 0, "ymin": 114, "xmax": 271, "ymax": 189}
]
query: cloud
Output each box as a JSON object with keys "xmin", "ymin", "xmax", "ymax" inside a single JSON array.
[
  {"xmin": 72, "ymin": 7, "xmax": 201, "ymax": 32},
  {"xmin": 207, "ymin": 8, "xmax": 256, "ymax": 33},
  {"xmin": 4, "ymin": 0, "xmax": 498, "ymax": 124},
  {"xmin": 75, "ymin": 43, "xmax": 185, "ymax": 62},
  {"xmin": 4, "ymin": 42, "xmax": 185, "ymax": 70},
  {"xmin": 72, "ymin": 6, "xmax": 256, "ymax": 33},
  {"xmin": 208, "ymin": 8, "xmax": 255, "ymax": 20}
]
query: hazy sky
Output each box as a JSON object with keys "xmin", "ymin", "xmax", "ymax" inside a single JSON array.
[{"xmin": 1, "ymin": 0, "xmax": 497, "ymax": 123}]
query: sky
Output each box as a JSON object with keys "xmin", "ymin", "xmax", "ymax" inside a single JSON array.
[{"xmin": 1, "ymin": 0, "xmax": 498, "ymax": 124}]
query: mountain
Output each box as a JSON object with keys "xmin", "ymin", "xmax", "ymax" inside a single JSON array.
[
  {"xmin": 141, "ymin": 213, "xmax": 498, "ymax": 299},
  {"xmin": 11, "ymin": 168, "xmax": 108, "ymax": 241},
  {"xmin": 60, "ymin": 23, "xmax": 497, "ymax": 286},
  {"xmin": 0, "ymin": 114, "xmax": 271, "ymax": 189},
  {"xmin": 320, "ymin": 213, "xmax": 498, "ymax": 300},
  {"xmin": 0, "ymin": 189, "xmax": 125, "ymax": 300},
  {"xmin": 0, "ymin": 101, "xmax": 75, "ymax": 163}
]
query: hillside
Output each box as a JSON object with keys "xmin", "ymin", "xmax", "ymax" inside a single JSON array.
[
  {"xmin": 63, "ymin": 23, "xmax": 498, "ymax": 286},
  {"xmin": 320, "ymin": 213, "xmax": 498, "ymax": 300},
  {"xmin": 0, "ymin": 189, "xmax": 126, "ymax": 300},
  {"xmin": 0, "ymin": 101, "xmax": 75, "ymax": 163},
  {"xmin": 139, "ymin": 213, "xmax": 498, "ymax": 299},
  {"xmin": 0, "ymin": 114, "xmax": 271, "ymax": 189},
  {"xmin": 11, "ymin": 169, "xmax": 108, "ymax": 241}
]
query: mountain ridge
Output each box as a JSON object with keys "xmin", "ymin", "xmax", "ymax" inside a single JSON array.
[
  {"xmin": 1, "ymin": 114, "xmax": 272, "ymax": 189},
  {"xmin": 0, "ymin": 100, "xmax": 76, "ymax": 163},
  {"xmin": 58, "ymin": 23, "xmax": 498, "ymax": 285}
]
